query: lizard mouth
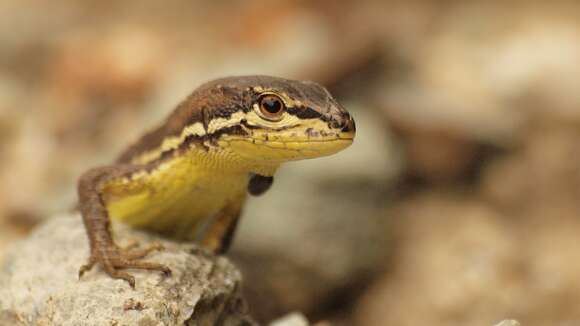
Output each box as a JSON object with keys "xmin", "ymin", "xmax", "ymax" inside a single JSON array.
[
  {"xmin": 220, "ymin": 135, "xmax": 353, "ymax": 163},
  {"xmin": 338, "ymin": 130, "xmax": 355, "ymax": 141},
  {"xmin": 218, "ymin": 114, "xmax": 356, "ymax": 162}
]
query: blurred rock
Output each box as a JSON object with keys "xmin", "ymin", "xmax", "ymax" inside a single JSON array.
[
  {"xmin": 355, "ymin": 192, "xmax": 519, "ymax": 326},
  {"xmin": 0, "ymin": 24, "xmax": 169, "ymax": 237},
  {"xmin": 0, "ymin": 214, "xmax": 254, "ymax": 326},
  {"xmin": 232, "ymin": 107, "xmax": 398, "ymax": 322},
  {"xmin": 482, "ymin": 120, "xmax": 580, "ymax": 212},
  {"xmin": 381, "ymin": 2, "xmax": 580, "ymax": 141},
  {"xmin": 0, "ymin": 211, "xmax": 37, "ymax": 266},
  {"xmin": 385, "ymin": 112, "xmax": 498, "ymax": 185},
  {"xmin": 354, "ymin": 191, "xmax": 580, "ymax": 326},
  {"xmin": 0, "ymin": 220, "xmax": 22, "ymax": 266},
  {"xmin": 378, "ymin": 1, "xmax": 580, "ymax": 188}
]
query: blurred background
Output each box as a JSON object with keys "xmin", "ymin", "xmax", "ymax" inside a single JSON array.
[{"xmin": 1, "ymin": 0, "xmax": 579, "ymax": 325}]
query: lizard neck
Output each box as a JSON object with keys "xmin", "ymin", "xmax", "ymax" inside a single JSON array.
[{"xmin": 184, "ymin": 145, "xmax": 280, "ymax": 177}]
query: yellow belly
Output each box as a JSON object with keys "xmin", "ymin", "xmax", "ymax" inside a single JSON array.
[{"xmin": 102, "ymin": 153, "xmax": 248, "ymax": 240}]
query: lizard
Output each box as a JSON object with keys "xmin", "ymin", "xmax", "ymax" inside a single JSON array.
[{"xmin": 77, "ymin": 75, "xmax": 356, "ymax": 287}]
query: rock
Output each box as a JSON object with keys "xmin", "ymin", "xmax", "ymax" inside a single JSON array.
[
  {"xmin": 385, "ymin": 115, "xmax": 495, "ymax": 184},
  {"xmin": 354, "ymin": 189, "xmax": 580, "ymax": 326},
  {"xmin": 354, "ymin": 192, "xmax": 521, "ymax": 326},
  {"xmin": 481, "ymin": 121, "xmax": 580, "ymax": 212},
  {"xmin": 0, "ymin": 214, "xmax": 255, "ymax": 326}
]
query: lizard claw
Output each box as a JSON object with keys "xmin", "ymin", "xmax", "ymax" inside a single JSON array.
[
  {"xmin": 78, "ymin": 241, "xmax": 171, "ymax": 287},
  {"xmin": 78, "ymin": 257, "xmax": 95, "ymax": 279}
]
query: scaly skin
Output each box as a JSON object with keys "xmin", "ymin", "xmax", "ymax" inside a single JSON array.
[{"xmin": 78, "ymin": 75, "xmax": 356, "ymax": 287}]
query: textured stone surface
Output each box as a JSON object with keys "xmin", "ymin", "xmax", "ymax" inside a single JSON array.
[{"xmin": 0, "ymin": 214, "xmax": 254, "ymax": 326}]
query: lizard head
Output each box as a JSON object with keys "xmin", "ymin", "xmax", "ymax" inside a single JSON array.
[{"xmin": 203, "ymin": 76, "xmax": 355, "ymax": 167}]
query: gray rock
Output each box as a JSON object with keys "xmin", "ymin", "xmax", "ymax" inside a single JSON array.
[{"xmin": 0, "ymin": 214, "xmax": 255, "ymax": 326}]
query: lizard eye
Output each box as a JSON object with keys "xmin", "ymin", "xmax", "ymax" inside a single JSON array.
[{"xmin": 258, "ymin": 94, "xmax": 285, "ymax": 120}]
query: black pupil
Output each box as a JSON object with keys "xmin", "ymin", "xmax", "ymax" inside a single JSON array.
[{"xmin": 262, "ymin": 97, "xmax": 282, "ymax": 114}]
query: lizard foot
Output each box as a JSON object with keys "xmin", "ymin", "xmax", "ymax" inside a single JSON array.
[{"xmin": 79, "ymin": 242, "xmax": 171, "ymax": 288}]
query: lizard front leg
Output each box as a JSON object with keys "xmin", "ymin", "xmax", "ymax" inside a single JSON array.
[
  {"xmin": 199, "ymin": 196, "xmax": 245, "ymax": 254},
  {"xmin": 78, "ymin": 165, "xmax": 171, "ymax": 288},
  {"xmin": 200, "ymin": 176, "xmax": 271, "ymax": 253}
]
